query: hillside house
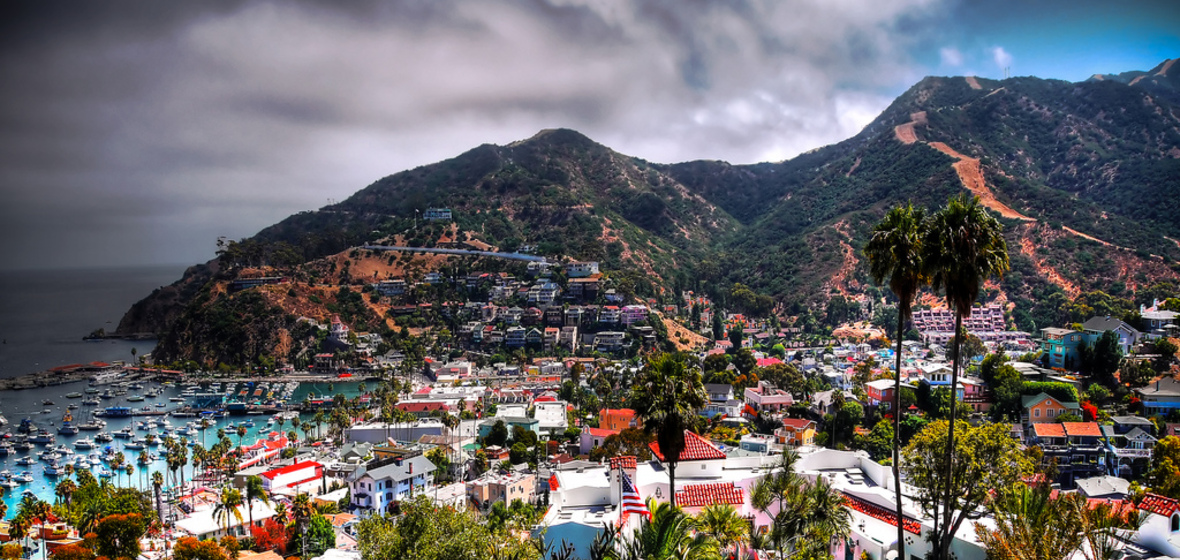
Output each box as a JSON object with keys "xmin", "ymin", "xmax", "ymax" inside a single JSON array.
[
  {"xmin": 1041, "ymin": 327, "xmax": 1085, "ymax": 369},
  {"xmin": 1136, "ymin": 378, "xmax": 1180, "ymax": 416},
  {"xmin": 776, "ymin": 418, "xmax": 817, "ymax": 446},
  {"xmin": 1082, "ymin": 316, "xmax": 1142, "ymax": 355},
  {"xmin": 1022, "ymin": 392, "xmax": 1080, "ymax": 426},
  {"xmin": 348, "ymin": 455, "xmax": 436, "ymax": 516}
]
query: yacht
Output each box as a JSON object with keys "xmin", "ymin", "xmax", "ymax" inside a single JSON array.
[
  {"xmin": 81, "ymin": 397, "xmax": 100, "ymax": 406},
  {"xmin": 0, "ymin": 478, "xmax": 18, "ymax": 489},
  {"xmin": 170, "ymin": 396, "xmax": 187, "ymax": 402},
  {"xmin": 15, "ymin": 455, "xmax": 36, "ymax": 466},
  {"xmin": 94, "ymin": 431, "xmax": 113, "ymax": 443},
  {"xmin": 39, "ymin": 451, "xmax": 62, "ymax": 462},
  {"xmin": 124, "ymin": 439, "xmax": 146, "ymax": 450},
  {"xmin": 127, "ymin": 395, "xmax": 144, "ymax": 402},
  {"xmin": 30, "ymin": 430, "xmax": 56, "ymax": 444},
  {"xmin": 65, "ymin": 392, "xmax": 83, "ymax": 399},
  {"xmin": 0, "ymin": 441, "xmax": 11, "ymax": 456},
  {"xmin": 74, "ymin": 438, "xmax": 95, "ymax": 450},
  {"xmin": 78, "ymin": 419, "xmax": 106, "ymax": 431},
  {"xmin": 13, "ymin": 471, "xmax": 34, "ymax": 483},
  {"xmin": 84, "ymin": 387, "xmax": 100, "ymax": 394},
  {"xmin": 100, "ymin": 389, "xmax": 116, "ymax": 399},
  {"xmin": 97, "ymin": 467, "xmax": 113, "ymax": 478},
  {"xmin": 44, "ymin": 462, "xmax": 65, "ymax": 477},
  {"xmin": 113, "ymin": 427, "xmax": 134, "ymax": 438},
  {"xmin": 52, "ymin": 444, "xmax": 73, "ymax": 456}
]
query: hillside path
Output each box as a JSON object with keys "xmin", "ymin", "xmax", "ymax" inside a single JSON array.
[{"xmin": 927, "ymin": 142, "xmax": 1037, "ymax": 221}]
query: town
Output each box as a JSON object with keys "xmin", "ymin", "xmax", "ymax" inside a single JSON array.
[{"xmin": 3, "ymin": 219, "xmax": 1180, "ymax": 560}]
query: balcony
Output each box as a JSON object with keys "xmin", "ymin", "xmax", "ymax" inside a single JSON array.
[{"xmin": 1111, "ymin": 448, "xmax": 1151, "ymax": 459}]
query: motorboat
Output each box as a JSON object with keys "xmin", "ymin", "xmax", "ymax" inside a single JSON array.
[
  {"xmin": 39, "ymin": 451, "xmax": 62, "ymax": 462},
  {"xmin": 74, "ymin": 438, "xmax": 95, "ymax": 450},
  {"xmin": 15, "ymin": 455, "xmax": 36, "ymax": 466},
  {"xmin": 82, "ymin": 397, "xmax": 100, "ymax": 406},
  {"xmin": 97, "ymin": 467, "xmax": 113, "ymax": 478},
  {"xmin": 95, "ymin": 432, "xmax": 113, "ymax": 443},
  {"xmin": 30, "ymin": 429, "xmax": 56, "ymax": 444},
  {"xmin": 78, "ymin": 419, "xmax": 106, "ymax": 431},
  {"xmin": 124, "ymin": 439, "xmax": 146, "ymax": 450},
  {"xmin": 113, "ymin": 427, "xmax": 134, "ymax": 438},
  {"xmin": 170, "ymin": 397, "xmax": 187, "ymax": 402},
  {"xmin": 84, "ymin": 387, "xmax": 100, "ymax": 394},
  {"xmin": 52, "ymin": 444, "xmax": 73, "ymax": 456},
  {"xmin": 127, "ymin": 395, "xmax": 144, "ymax": 402},
  {"xmin": 12, "ymin": 471, "xmax": 34, "ymax": 483},
  {"xmin": 65, "ymin": 392, "xmax": 83, "ymax": 399},
  {"xmin": 44, "ymin": 462, "xmax": 65, "ymax": 476}
]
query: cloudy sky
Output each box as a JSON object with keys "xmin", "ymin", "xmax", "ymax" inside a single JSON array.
[{"xmin": 1, "ymin": 0, "xmax": 1177, "ymax": 271}]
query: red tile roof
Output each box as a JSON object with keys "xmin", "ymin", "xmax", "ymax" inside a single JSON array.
[
  {"xmin": 781, "ymin": 418, "xmax": 816, "ymax": 431},
  {"xmin": 649, "ymin": 430, "xmax": 726, "ymax": 462},
  {"xmin": 609, "ymin": 456, "xmax": 637, "ymax": 470},
  {"xmin": 396, "ymin": 401, "xmax": 450, "ymax": 413},
  {"xmin": 585, "ymin": 427, "xmax": 620, "ymax": 438},
  {"xmin": 1138, "ymin": 493, "xmax": 1180, "ymax": 517},
  {"xmin": 675, "ymin": 482, "xmax": 744, "ymax": 508},
  {"xmin": 1062, "ymin": 422, "xmax": 1101, "ymax": 437},
  {"xmin": 1032, "ymin": 423, "xmax": 1065, "ymax": 438},
  {"xmin": 843, "ymin": 494, "xmax": 921, "ymax": 534}
]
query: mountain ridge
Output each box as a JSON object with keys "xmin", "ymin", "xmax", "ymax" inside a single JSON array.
[{"xmin": 117, "ymin": 59, "xmax": 1180, "ymax": 367}]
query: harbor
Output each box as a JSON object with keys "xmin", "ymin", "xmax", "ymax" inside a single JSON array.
[{"xmin": 0, "ymin": 374, "xmax": 368, "ymax": 515}]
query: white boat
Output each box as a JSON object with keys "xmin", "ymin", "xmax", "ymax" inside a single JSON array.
[
  {"xmin": 170, "ymin": 397, "xmax": 187, "ymax": 402},
  {"xmin": 65, "ymin": 392, "xmax": 83, "ymax": 399},
  {"xmin": 124, "ymin": 439, "xmax": 146, "ymax": 450},
  {"xmin": 113, "ymin": 427, "xmax": 134, "ymax": 438},
  {"xmin": 13, "ymin": 471, "xmax": 34, "ymax": 483},
  {"xmin": 15, "ymin": 456, "xmax": 36, "ymax": 466},
  {"xmin": 0, "ymin": 478, "xmax": 18, "ymax": 489},
  {"xmin": 97, "ymin": 467, "xmax": 113, "ymax": 478},
  {"xmin": 95, "ymin": 432, "xmax": 113, "ymax": 443},
  {"xmin": 74, "ymin": 438, "xmax": 95, "ymax": 449},
  {"xmin": 127, "ymin": 395, "xmax": 144, "ymax": 402},
  {"xmin": 44, "ymin": 462, "xmax": 65, "ymax": 476},
  {"xmin": 39, "ymin": 451, "xmax": 62, "ymax": 462}
]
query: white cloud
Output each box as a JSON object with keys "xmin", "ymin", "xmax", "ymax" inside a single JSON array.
[
  {"xmin": 992, "ymin": 46, "xmax": 1013, "ymax": 71},
  {"xmin": 940, "ymin": 46, "xmax": 963, "ymax": 67}
]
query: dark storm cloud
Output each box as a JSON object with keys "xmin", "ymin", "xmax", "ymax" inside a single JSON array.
[{"xmin": 1, "ymin": 0, "xmax": 951, "ymax": 270}]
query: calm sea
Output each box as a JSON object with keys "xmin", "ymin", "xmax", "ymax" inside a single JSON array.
[{"xmin": 0, "ymin": 265, "xmax": 188, "ymax": 379}]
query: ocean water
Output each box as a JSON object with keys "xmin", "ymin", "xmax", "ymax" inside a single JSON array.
[{"xmin": 0, "ymin": 265, "xmax": 188, "ymax": 379}]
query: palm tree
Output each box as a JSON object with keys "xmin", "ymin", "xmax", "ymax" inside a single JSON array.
[
  {"xmin": 617, "ymin": 500, "xmax": 718, "ymax": 560},
  {"xmin": 213, "ymin": 486, "xmax": 245, "ymax": 536},
  {"xmin": 152, "ymin": 471, "xmax": 165, "ymax": 524},
  {"xmin": 750, "ymin": 450, "xmax": 802, "ymax": 554},
  {"xmin": 244, "ymin": 475, "xmax": 270, "ymax": 530},
  {"xmin": 54, "ymin": 479, "xmax": 78, "ymax": 510},
  {"xmin": 124, "ymin": 464, "xmax": 135, "ymax": 489},
  {"xmin": 695, "ymin": 504, "xmax": 748, "ymax": 557},
  {"xmin": 7, "ymin": 514, "xmax": 30, "ymax": 557},
  {"xmin": 865, "ymin": 202, "xmax": 928, "ymax": 560},
  {"xmin": 0, "ymin": 501, "xmax": 7, "ymax": 522},
  {"xmin": 923, "ymin": 193, "xmax": 1009, "ymax": 560},
  {"xmin": 237, "ymin": 425, "xmax": 248, "ymax": 448},
  {"xmin": 627, "ymin": 353, "xmax": 708, "ymax": 508},
  {"xmin": 291, "ymin": 493, "xmax": 314, "ymax": 556}
]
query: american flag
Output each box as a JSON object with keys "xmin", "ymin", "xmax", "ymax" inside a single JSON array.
[{"xmin": 618, "ymin": 472, "xmax": 650, "ymax": 527}]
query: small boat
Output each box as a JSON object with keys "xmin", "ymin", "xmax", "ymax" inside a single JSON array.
[
  {"xmin": 44, "ymin": 462, "xmax": 64, "ymax": 476},
  {"xmin": 67, "ymin": 403, "xmax": 79, "ymax": 410},
  {"xmin": 74, "ymin": 438, "xmax": 95, "ymax": 450},
  {"xmin": 53, "ymin": 444, "xmax": 73, "ymax": 456},
  {"xmin": 0, "ymin": 478, "xmax": 18, "ymax": 489},
  {"xmin": 65, "ymin": 392, "xmax": 83, "ymax": 399},
  {"xmin": 58, "ymin": 423, "xmax": 79, "ymax": 436},
  {"xmin": 95, "ymin": 432, "xmax": 113, "ymax": 443},
  {"xmin": 155, "ymin": 402, "xmax": 166, "ymax": 408},
  {"xmin": 129, "ymin": 383, "xmax": 143, "ymax": 390},
  {"xmin": 100, "ymin": 389, "xmax": 115, "ymax": 399},
  {"xmin": 81, "ymin": 397, "xmax": 100, "ymax": 406},
  {"xmin": 42, "ymin": 399, "xmax": 55, "ymax": 406},
  {"xmin": 127, "ymin": 395, "xmax": 144, "ymax": 402},
  {"xmin": 15, "ymin": 456, "xmax": 36, "ymax": 466},
  {"xmin": 113, "ymin": 427, "xmax": 134, "ymax": 438},
  {"xmin": 97, "ymin": 467, "xmax": 113, "ymax": 478},
  {"xmin": 84, "ymin": 387, "xmax": 100, "ymax": 394},
  {"xmin": 124, "ymin": 439, "xmax": 146, "ymax": 450},
  {"xmin": 0, "ymin": 442, "xmax": 10, "ymax": 456},
  {"xmin": 78, "ymin": 419, "xmax": 106, "ymax": 431},
  {"xmin": 40, "ymin": 451, "xmax": 62, "ymax": 462},
  {"xmin": 170, "ymin": 397, "xmax": 187, "ymax": 402},
  {"xmin": 12, "ymin": 471, "xmax": 34, "ymax": 483}
]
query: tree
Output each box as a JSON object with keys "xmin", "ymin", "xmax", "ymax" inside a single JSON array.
[
  {"xmin": 306, "ymin": 515, "xmax": 336, "ymax": 558},
  {"xmin": 244, "ymin": 475, "xmax": 270, "ymax": 530},
  {"xmin": 173, "ymin": 537, "xmax": 231, "ymax": 560},
  {"xmin": 1080, "ymin": 331, "xmax": 1122, "ymax": 384},
  {"xmin": 711, "ymin": 313, "xmax": 725, "ymax": 341},
  {"xmin": 865, "ymin": 203, "xmax": 929, "ymax": 560},
  {"xmin": 727, "ymin": 329, "xmax": 744, "ymax": 351},
  {"xmin": 151, "ymin": 472, "xmax": 164, "ymax": 525},
  {"xmin": 48, "ymin": 544, "xmax": 94, "ymax": 560},
  {"xmin": 615, "ymin": 500, "xmax": 718, "ymax": 560},
  {"xmin": 485, "ymin": 420, "xmax": 509, "ymax": 447},
  {"xmin": 356, "ymin": 495, "xmax": 538, "ymax": 560},
  {"xmin": 695, "ymin": 504, "xmax": 748, "ymax": 557},
  {"xmin": 93, "ymin": 513, "xmax": 147, "ymax": 560},
  {"xmin": 291, "ymin": 493, "xmax": 315, "ymax": 556},
  {"xmin": 213, "ymin": 487, "xmax": 244, "ymax": 535},
  {"xmin": 628, "ymin": 353, "xmax": 708, "ymax": 508},
  {"xmin": 903, "ymin": 421, "xmax": 1031, "ymax": 560},
  {"xmin": 922, "ymin": 192, "xmax": 1009, "ymax": 560},
  {"xmin": 1146, "ymin": 436, "xmax": 1180, "ymax": 498},
  {"xmin": 732, "ymin": 348, "xmax": 757, "ymax": 377}
]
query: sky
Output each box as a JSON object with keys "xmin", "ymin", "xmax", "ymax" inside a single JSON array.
[{"xmin": 1, "ymin": 0, "xmax": 1178, "ymax": 271}]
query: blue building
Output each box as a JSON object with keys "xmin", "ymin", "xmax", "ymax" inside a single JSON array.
[{"xmin": 1041, "ymin": 327, "xmax": 1085, "ymax": 369}]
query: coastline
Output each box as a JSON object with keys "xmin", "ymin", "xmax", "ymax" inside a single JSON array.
[{"xmin": 0, "ymin": 367, "xmax": 95, "ymax": 391}]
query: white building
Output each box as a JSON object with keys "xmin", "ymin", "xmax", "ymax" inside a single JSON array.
[
  {"xmin": 566, "ymin": 261, "xmax": 599, "ymax": 278},
  {"xmin": 348, "ymin": 455, "xmax": 436, "ymax": 516},
  {"xmin": 175, "ymin": 500, "xmax": 277, "ymax": 540}
]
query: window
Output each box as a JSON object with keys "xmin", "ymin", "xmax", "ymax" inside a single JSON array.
[
  {"xmin": 1048, "ymin": 409, "xmax": 1055, "ymax": 418},
  {"xmin": 1172, "ymin": 513, "xmax": 1179, "ymax": 532},
  {"xmin": 1034, "ymin": 409, "xmax": 1041, "ymax": 418}
]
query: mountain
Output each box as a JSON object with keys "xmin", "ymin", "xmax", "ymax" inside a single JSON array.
[{"xmin": 119, "ymin": 59, "xmax": 1180, "ymax": 367}]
